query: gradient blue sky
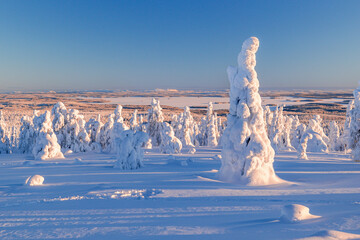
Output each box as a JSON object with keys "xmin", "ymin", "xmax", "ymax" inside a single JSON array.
[{"xmin": 1, "ymin": 0, "xmax": 359, "ymax": 92}]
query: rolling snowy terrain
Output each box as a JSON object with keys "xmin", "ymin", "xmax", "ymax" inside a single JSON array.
[{"xmin": 0, "ymin": 149, "xmax": 360, "ymax": 239}]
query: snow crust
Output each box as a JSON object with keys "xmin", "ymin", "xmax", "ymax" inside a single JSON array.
[{"xmin": 219, "ymin": 37, "xmax": 282, "ymax": 185}]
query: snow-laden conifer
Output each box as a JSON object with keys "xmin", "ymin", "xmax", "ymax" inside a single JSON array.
[
  {"xmin": 130, "ymin": 109, "xmax": 139, "ymax": 131},
  {"xmin": 114, "ymin": 130, "xmax": 148, "ymax": 169},
  {"xmin": 111, "ymin": 105, "xmax": 129, "ymax": 152},
  {"xmin": 219, "ymin": 37, "xmax": 282, "ymax": 185},
  {"xmin": 85, "ymin": 114, "xmax": 103, "ymax": 152},
  {"xmin": 99, "ymin": 114, "xmax": 114, "ymax": 153},
  {"xmin": 0, "ymin": 111, "xmax": 10, "ymax": 153},
  {"xmin": 305, "ymin": 115, "xmax": 328, "ymax": 153},
  {"xmin": 329, "ymin": 121, "xmax": 340, "ymax": 151},
  {"xmin": 147, "ymin": 98, "xmax": 164, "ymax": 146},
  {"xmin": 32, "ymin": 111, "xmax": 64, "ymax": 160},
  {"xmin": 159, "ymin": 123, "xmax": 182, "ymax": 154}
]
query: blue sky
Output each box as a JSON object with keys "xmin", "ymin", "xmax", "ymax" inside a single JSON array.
[{"xmin": 0, "ymin": 0, "xmax": 359, "ymax": 91}]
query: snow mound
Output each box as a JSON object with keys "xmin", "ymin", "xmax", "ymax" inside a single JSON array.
[
  {"xmin": 280, "ymin": 204, "xmax": 320, "ymax": 223},
  {"xmin": 297, "ymin": 230, "xmax": 360, "ymax": 240},
  {"xmin": 25, "ymin": 175, "xmax": 44, "ymax": 186}
]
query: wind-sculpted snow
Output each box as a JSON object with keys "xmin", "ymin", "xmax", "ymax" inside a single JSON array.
[
  {"xmin": 280, "ymin": 204, "xmax": 320, "ymax": 223},
  {"xmin": 219, "ymin": 37, "xmax": 282, "ymax": 185}
]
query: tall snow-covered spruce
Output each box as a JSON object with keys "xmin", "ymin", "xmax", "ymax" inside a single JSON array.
[{"xmin": 219, "ymin": 37, "xmax": 282, "ymax": 185}]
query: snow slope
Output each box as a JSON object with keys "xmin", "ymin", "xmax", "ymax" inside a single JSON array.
[{"xmin": 0, "ymin": 149, "xmax": 360, "ymax": 239}]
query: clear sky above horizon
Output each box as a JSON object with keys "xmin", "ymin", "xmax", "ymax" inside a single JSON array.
[{"xmin": 0, "ymin": 0, "xmax": 359, "ymax": 92}]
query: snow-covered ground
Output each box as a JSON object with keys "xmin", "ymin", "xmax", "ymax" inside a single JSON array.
[
  {"xmin": 1, "ymin": 148, "xmax": 359, "ymax": 239},
  {"xmin": 79, "ymin": 96, "xmax": 349, "ymax": 110}
]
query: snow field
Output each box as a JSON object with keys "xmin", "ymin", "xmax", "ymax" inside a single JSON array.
[{"xmin": 0, "ymin": 149, "xmax": 360, "ymax": 239}]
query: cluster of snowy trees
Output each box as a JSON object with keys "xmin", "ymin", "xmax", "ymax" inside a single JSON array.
[
  {"xmin": 263, "ymin": 103, "xmax": 354, "ymax": 160},
  {"xmin": 0, "ymin": 97, "xmax": 224, "ymax": 160},
  {"xmin": 0, "ymin": 92, "xmax": 357, "ymax": 163}
]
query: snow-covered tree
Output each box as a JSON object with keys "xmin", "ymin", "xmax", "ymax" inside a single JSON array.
[
  {"xmin": 269, "ymin": 106, "xmax": 284, "ymax": 152},
  {"xmin": 111, "ymin": 105, "xmax": 129, "ymax": 152},
  {"xmin": 147, "ymin": 98, "xmax": 164, "ymax": 146},
  {"xmin": 341, "ymin": 100, "xmax": 354, "ymax": 150},
  {"xmin": 0, "ymin": 111, "xmax": 10, "ymax": 154},
  {"xmin": 159, "ymin": 122, "xmax": 182, "ymax": 154},
  {"xmin": 85, "ymin": 114, "xmax": 103, "ymax": 152},
  {"xmin": 50, "ymin": 102, "xmax": 92, "ymax": 152},
  {"xmin": 290, "ymin": 115, "xmax": 301, "ymax": 149},
  {"xmin": 51, "ymin": 102, "xmax": 68, "ymax": 147},
  {"xmin": 9, "ymin": 126, "xmax": 18, "ymax": 153},
  {"xmin": 349, "ymin": 88, "xmax": 360, "ymax": 161},
  {"xmin": 32, "ymin": 111, "xmax": 64, "ymax": 160},
  {"xmin": 329, "ymin": 121, "xmax": 340, "ymax": 151},
  {"xmin": 219, "ymin": 37, "xmax": 282, "ymax": 185},
  {"xmin": 99, "ymin": 114, "xmax": 114, "ymax": 153},
  {"xmin": 18, "ymin": 115, "xmax": 37, "ymax": 154},
  {"xmin": 264, "ymin": 106, "xmax": 273, "ymax": 136},
  {"xmin": 175, "ymin": 106, "xmax": 196, "ymax": 147},
  {"xmin": 130, "ymin": 109, "xmax": 139, "ymax": 130},
  {"xmin": 114, "ymin": 130, "xmax": 148, "ymax": 170},
  {"xmin": 291, "ymin": 122, "xmax": 306, "ymax": 151},
  {"xmin": 196, "ymin": 102, "xmax": 218, "ymax": 146},
  {"xmin": 305, "ymin": 115, "xmax": 328, "ymax": 153},
  {"xmin": 63, "ymin": 109, "xmax": 91, "ymax": 152},
  {"xmin": 196, "ymin": 117, "xmax": 207, "ymax": 146},
  {"xmin": 282, "ymin": 115, "xmax": 295, "ymax": 151},
  {"xmin": 207, "ymin": 115, "xmax": 218, "ymax": 147},
  {"xmin": 297, "ymin": 131, "xmax": 313, "ymax": 160}
]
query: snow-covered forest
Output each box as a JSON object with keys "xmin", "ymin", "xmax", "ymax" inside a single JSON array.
[{"xmin": 0, "ymin": 93, "xmax": 357, "ymax": 162}]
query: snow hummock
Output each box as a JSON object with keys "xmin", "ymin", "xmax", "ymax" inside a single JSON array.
[
  {"xmin": 25, "ymin": 175, "xmax": 44, "ymax": 186},
  {"xmin": 297, "ymin": 230, "xmax": 360, "ymax": 240},
  {"xmin": 219, "ymin": 37, "xmax": 283, "ymax": 186},
  {"xmin": 280, "ymin": 204, "xmax": 320, "ymax": 223}
]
